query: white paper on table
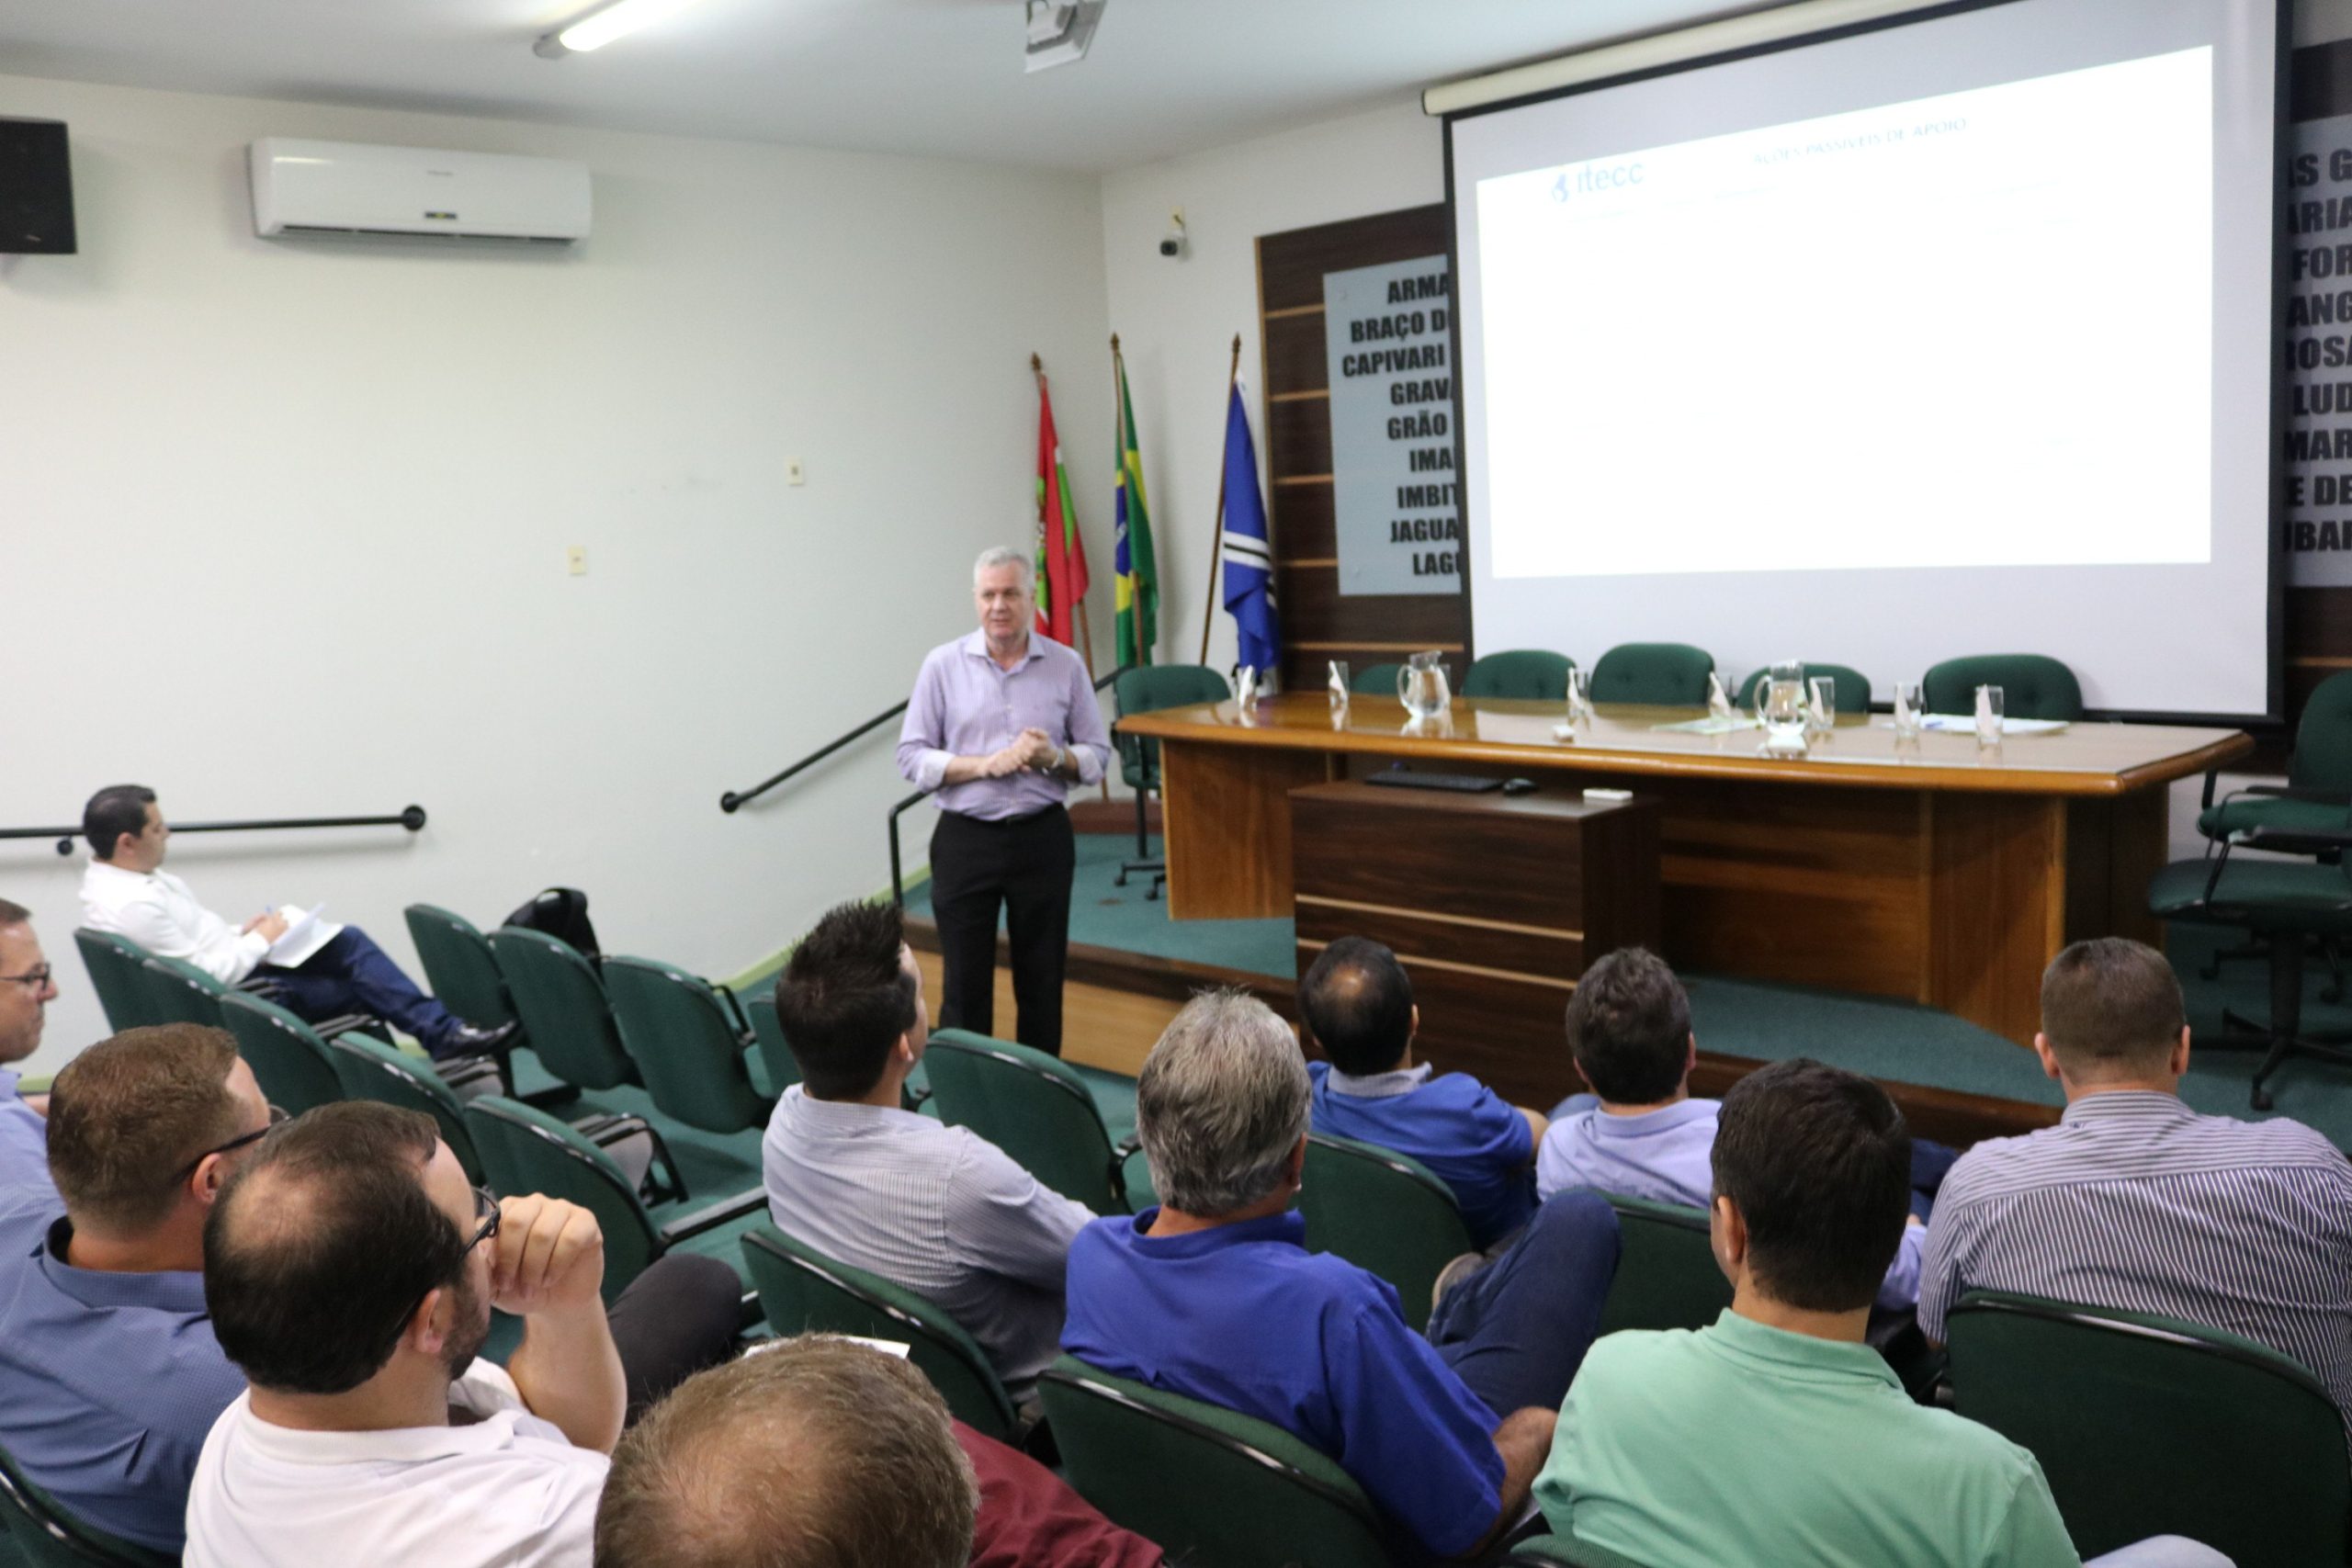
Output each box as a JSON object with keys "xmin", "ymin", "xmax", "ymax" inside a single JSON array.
[
  {"xmin": 265, "ymin": 904, "xmax": 344, "ymax": 968},
  {"xmin": 1917, "ymin": 715, "xmax": 2070, "ymax": 736}
]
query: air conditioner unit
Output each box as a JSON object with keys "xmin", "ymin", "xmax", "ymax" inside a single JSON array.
[{"xmin": 249, "ymin": 138, "xmax": 592, "ymax": 243}]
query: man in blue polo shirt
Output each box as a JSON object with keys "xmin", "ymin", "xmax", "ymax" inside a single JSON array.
[
  {"xmin": 0, "ymin": 899, "xmax": 60, "ymax": 1200},
  {"xmin": 1300, "ymin": 937, "xmax": 1544, "ymax": 1247},
  {"xmin": 1064, "ymin": 989, "xmax": 1622, "ymax": 1562},
  {"xmin": 0, "ymin": 1022, "xmax": 271, "ymax": 1553}
]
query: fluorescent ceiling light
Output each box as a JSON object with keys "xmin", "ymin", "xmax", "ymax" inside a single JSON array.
[
  {"xmin": 1024, "ymin": 0, "xmax": 1106, "ymax": 73},
  {"xmin": 535, "ymin": 0, "xmax": 710, "ymax": 59}
]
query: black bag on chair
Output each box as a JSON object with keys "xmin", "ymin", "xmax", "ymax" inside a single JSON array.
[{"xmin": 502, "ymin": 886, "xmax": 601, "ymax": 960}]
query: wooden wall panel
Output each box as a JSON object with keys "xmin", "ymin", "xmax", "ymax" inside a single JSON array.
[{"xmin": 1258, "ymin": 205, "xmax": 1469, "ymax": 693}]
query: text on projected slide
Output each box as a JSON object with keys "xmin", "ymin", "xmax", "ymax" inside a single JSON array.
[{"xmin": 1474, "ymin": 47, "xmax": 2212, "ymax": 581}]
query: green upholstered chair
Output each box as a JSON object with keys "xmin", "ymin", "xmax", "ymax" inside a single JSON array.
[
  {"xmin": 921, "ymin": 1030, "xmax": 1134, "ymax": 1213},
  {"xmin": 603, "ymin": 955, "xmax": 775, "ymax": 1135},
  {"xmin": 1296, "ymin": 1134, "xmax": 1473, "ymax": 1335},
  {"xmin": 323, "ymin": 1032, "xmax": 489, "ymax": 1184},
  {"xmin": 463, "ymin": 1096, "xmax": 761, "ymax": 1303},
  {"xmin": 1039, "ymin": 1355, "xmax": 1397, "ymax": 1568},
  {"xmin": 1736, "ymin": 662, "xmax": 1872, "ymax": 716},
  {"xmin": 2198, "ymin": 668, "xmax": 2352, "ymax": 848},
  {"xmin": 0, "ymin": 1438, "xmax": 176, "ymax": 1568},
  {"xmin": 487, "ymin": 928, "xmax": 640, "ymax": 1093},
  {"xmin": 1351, "ymin": 660, "xmax": 1408, "ymax": 698},
  {"xmin": 1589, "ymin": 643, "xmax": 1714, "ymax": 706},
  {"xmin": 1920, "ymin": 654, "xmax": 2083, "ymax": 721},
  {"xmin": 72, "ymin": 930, "xmax": 156, "ymax": 1033},
  {"xmin": 744, "ymin": 993, "xmax": 801, "ymax": 1095},
  {"xmin": 1113, "ymin": 663, "xmax": 1233, "ymax": 899},
  {"xmin": 1505, "ymin": 1536, "xmax": 1651, "ymax": 1568},
  {"xmin": 740, "ymin": 1224, "xmax": 1019, "ymax": 1441},
  {"xmin": 404, "ymin": 903, "xmax": 519, "ymax": 1033},
  {"xmin": 1946, "ymin": 1290, "xmax": 2349, "ymax": 1568},
  {"xmin": 1462, "ymin": 649, "xmax": 1576, "ymax": 702},
  {"xmin": 137, "ymin": 953, "xmax": 230, "ymax": 1030},
  {"xmin": 1594, "ymin": 1193, "xmax": 1731, "ymax": 1336},
  {"xmin": 2147, "ymin": 817, "xmax": 2352, "ymax": 1108},
  {"xmin": 218, "ymin": 990, "xmax": 346, "ymax": 1115}
]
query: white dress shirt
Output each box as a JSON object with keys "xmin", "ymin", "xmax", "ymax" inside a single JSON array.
[
  {"xmin": 762, "ymin": 1085, "xmax": 1094, "ymax": 1389},
  {"xmin": 182, "ymin": 1359, "xmax": 606, "ymax": 1568},
  {"xmin": 79, "ymin": 861, "xmax": 269, "ymax": 985}
]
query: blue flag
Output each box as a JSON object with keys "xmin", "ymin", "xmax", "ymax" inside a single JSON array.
[{"xmin": 1220, "ymin": 382, "xmax": 1282, "ymax": 676}]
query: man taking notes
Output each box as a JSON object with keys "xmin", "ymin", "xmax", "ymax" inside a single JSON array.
[{"xmin": 896, "ymin": 547, "xmax": 1112, "ymax": 1057}]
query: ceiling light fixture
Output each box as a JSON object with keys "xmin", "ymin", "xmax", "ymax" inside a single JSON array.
[
  {"xmin": 535, "ymin": 0, "xmax": 710, "ymax": 60},
  {"xmin": 1023, "ymin": 0, "xmax": 1106, "ymax": 73}
]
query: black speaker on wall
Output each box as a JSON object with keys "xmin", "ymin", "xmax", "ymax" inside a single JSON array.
[{"xmin": 0, "ymin": 118, "xmax": 75, "ymax": 254}]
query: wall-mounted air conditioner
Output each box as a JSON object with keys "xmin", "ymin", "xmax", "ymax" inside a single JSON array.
[{"xmin": 249, "ymin": 138, "xmax": 592, "ymax": 243}]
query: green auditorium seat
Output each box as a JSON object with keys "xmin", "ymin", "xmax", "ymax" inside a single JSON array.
[
  {"xmin": 1113, "ymin": 663, "xmax": 1232, "ymax": 899},
  {"xmin": 603, "ymin": 955, "xmax": 775, "ymax": 1134},
  {"xmin": 404, "ymin": 903, "xmax": 520, "ymax": 1034},
  {"xmin": 2198, "ymin": 668, "xmax": 2352, "ymax": 847},
  {"xmin": 72, "ymin": 930, "xmax": 156, "ymax": 1033},
  {"xmin": 488, "ymin": 927, "xmax": 641, "ymax": 1093},
  {"xmin": 1296, "ymin": 1133, "xmax": 1472, "ymax": 1335},
  {"xmin": 0, "ymin": 1438, "xmax": 176, "ymax": 1568},
  {"xmin": 1351, "ymin": 660, "xmax": 1408, "ymax": 698},
  {"xmin": 741, "ymin": 1224, "xmax": 1019, "ymax": 1442},
  {"xmin": 1920, "ymin": 653, "xmax": 2083, "ymax": 721},
  {"xmin": 1039, "ymin": 1354, "xmax": 1397, "ymax": 1568},
  {"xmin": 323, "ymin": 1032, "xmax": 491, "ymax": 1184},
  {"xmin": 1946, "ymin": 1290, "xmax": 2349, "ymax": 1568},
  {"xmin": 137, "ymin": 953, "xmax": 231, "ymax": 1030},
  {"xmin": 1589, "ymin": 643, "xmax": 1714, "ymax": 706},
  {"xmin": 218, "ymin": 991, "xmax": 345, "ymax": 1115},
  {"xmin": 1736, "ymin": 662, "xmax": 1872, "ymax": 716},
  {"xmin": 1461, "ymin": 649, "xmax": 1576, "ymax": 701},
  {"xmin": 1594, "ymin": 1193, "xmax": 1731, "ymax": 1336},
  {"xmin": 463, "ymin": 1096, "xmax": 760, "ymax": 1303},
  {"xmin": 921, "ymin": 1030, "xmax": 1135, "ymax": 1213},
  {"xmin": 745, "ymin": 993, "xmax": 801, "ymax": 1095},
  {"xmin": 1506, "ymin": 1536, "xmax": 1652, "ymax": 1568}
]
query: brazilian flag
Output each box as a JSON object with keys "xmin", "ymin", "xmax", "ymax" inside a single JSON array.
[{"xmin": 1113, "ymin": 358, "xmax": 1159, "ymax": 667}]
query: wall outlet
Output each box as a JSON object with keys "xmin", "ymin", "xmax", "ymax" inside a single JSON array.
[
  {"xmin": 567, "ymin": 546, "xmax": 588, "ymax": 576},
  {"xmin": 786, "ymin": 457, "xmax": 806, "ymax": 487}
]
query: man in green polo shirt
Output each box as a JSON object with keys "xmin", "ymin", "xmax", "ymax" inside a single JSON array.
[{"xmin": 1533, "ymin": 1057, "xmax": 2226, "ymax": 1568}]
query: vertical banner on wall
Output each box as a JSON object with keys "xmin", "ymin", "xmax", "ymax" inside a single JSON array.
[
  {"xmin": 1323, "ymin": 254, "xmax": 1460, "ymax": 595},
  {"xmin": 2287, "ymin": 113, "xmax": 2352, "ymax": 587}
]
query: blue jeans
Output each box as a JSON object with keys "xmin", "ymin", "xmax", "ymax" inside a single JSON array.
[
  {"xmin": 1426, "ymin": 1189, "xmax": 1621, "ymax": 1416},
  {"xmin": 257, "ymin": 925, "xmax": 465, "ymax": 1055}
]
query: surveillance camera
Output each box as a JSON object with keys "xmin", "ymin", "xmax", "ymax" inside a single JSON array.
[{"xmin": 1160, "ymin": 209, "xmax": 1186, "ymax": 259}]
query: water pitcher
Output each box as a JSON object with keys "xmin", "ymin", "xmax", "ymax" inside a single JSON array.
[
  {"xmin": 1752, "ymin": 659, "xmax": 1808, "ymax": 755},
  {"xmin": 1399, "ymin": 651, "xmax": 1453, "ymax": 720}
]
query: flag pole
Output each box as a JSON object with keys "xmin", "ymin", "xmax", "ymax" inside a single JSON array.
[{"xmin": 1197, "ymin": 333, "xmax": 1243, "ymax": 666}]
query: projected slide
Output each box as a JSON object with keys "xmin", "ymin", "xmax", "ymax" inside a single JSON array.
[{"xmin": 1476, "ymin": 48, "xmax": 2213, "ymax": 581}]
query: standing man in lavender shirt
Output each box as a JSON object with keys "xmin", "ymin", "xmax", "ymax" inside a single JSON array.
[{"xmin": 897, "ymin": 547, "xmax": 1114, "ymax": 1057}]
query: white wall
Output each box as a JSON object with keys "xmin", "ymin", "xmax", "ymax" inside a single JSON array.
[{"xmin": 0, "ymin": 73, "xmax": 1111, "ymax": 1075}]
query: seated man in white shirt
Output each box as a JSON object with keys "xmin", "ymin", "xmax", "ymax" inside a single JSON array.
[
  {"xmin": 187, "ymin": 1100, "xmax": 645, "ymax": 1568},
  {"xmin": 761, "ymin": 900, "xmax": 1093, "ymax": 1394},
  {"xmin": 76, "ymin": 784, "xmax": 512, "ymax": 1060}
]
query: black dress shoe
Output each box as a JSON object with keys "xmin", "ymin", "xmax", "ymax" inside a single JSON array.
[{"xmin": 440, "ymin": 1020, "xmax": 520, "ymax": 1057}]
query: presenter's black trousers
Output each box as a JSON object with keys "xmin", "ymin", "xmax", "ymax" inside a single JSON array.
[{"xmin": 930, "ymin": 804, "xmax": 1076, "ymax": 1056}]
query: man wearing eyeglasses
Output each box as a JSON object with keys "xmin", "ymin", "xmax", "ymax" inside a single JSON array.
[
  {"xmin": 187, "ymin": 1100, "xmax": 739, "ymax": 1568},
  {"xmin": 0, "ymin": 1022, "xmax": 274, "ymax": 1553},
  {"xmin": 0, "ymin": 898, "xmax": 61, "ymax": 1199}
]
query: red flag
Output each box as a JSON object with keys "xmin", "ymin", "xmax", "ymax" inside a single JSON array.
[{"xmin": 1035, "ymin": 378, "xmax": 1091, "ymax": 646}]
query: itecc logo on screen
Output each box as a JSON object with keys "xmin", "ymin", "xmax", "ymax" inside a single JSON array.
[{"xmin": 1552, "ymin": 161, "xmax": 1645, "ymax": 200}]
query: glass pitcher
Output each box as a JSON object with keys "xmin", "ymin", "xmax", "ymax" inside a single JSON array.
[
  {"xmin": 1399, "ymin": 651, "xmax": 1453, "ymax": 720},
  {"xmin": 1751, "ymin": 659, "xmax": 1808, "ymax": 754}
]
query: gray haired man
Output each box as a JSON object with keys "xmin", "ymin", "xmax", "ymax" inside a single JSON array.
[
  {"xmin": 894, "ymin": 547, "xmax": 1113, "ymax": 1057},
  {"xmin": 1061, "ymin": 989, "xmax": 1624, "ymax": 1562}
]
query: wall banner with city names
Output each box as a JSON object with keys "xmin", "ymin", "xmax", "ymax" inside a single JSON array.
[
  {"xmin": 2289, "ymin": 111, "xmax": 2352, "ymax": 587},
  {"xmin": 1323, "ymin": 254, "xmax": 1460, "ymax": 596}
]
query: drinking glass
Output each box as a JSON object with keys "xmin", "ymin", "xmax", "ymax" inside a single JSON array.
[
  {"xmin": 1565, "ymin": 667, "xmax": 1594, "ymax": 728},
  {"xmin": 1807, "ymin": 676, "xmax": 1837, "ymax": 735},
  {"xmin": 1704, "ymin": 671, "xmax": 1735, "ymax": 727},
  {"xmin": 1893, "ymin": 682, "xmax": 1924, "ymax": 740},
  {"xmin": 1974, "ymin": 683, "xmax": 2006, "ymax": 747},
  {"xmin": 1327, "ymin": 660, "xmax": 1351, "ymax": 711}
]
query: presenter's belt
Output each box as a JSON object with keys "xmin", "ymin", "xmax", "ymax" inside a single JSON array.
[{"xmin": 939, "ymin": 802, "xmax": 1069, "ymax": 829}]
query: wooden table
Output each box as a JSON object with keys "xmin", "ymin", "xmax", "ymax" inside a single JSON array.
[{"xmin": 1118, "ymin": 694, "xmax": 2251, "ymax": 1047}]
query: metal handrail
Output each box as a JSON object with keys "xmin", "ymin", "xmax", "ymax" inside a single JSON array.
[{"xmin": 0, "ymin": 807, "xmax": 428, "ymax": 859}]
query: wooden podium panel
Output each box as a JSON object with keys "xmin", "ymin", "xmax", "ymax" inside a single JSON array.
[
  {"xmin": 1125, "ymin": 694, "xmax": 2251, "ymax": 1050},
  {"xmin": 1290, "ymin": 780, "xmax": 1660, "ymax": 1106}
]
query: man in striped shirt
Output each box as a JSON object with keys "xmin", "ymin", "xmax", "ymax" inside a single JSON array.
[{"xmin": 1919, "ymin": 937, "xmax": 2352, "ymax": 1438}]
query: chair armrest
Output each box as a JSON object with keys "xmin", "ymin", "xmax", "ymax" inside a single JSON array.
[
  {"xmin": 2235, "ymin": 826, "xmax": 2352, "ymax": 856},
  {"xmin": 311, "ymin": 1012, "xmax": 383, "ymax": 1041},
  {"xmin": 2243, "ymin": 785, "xmax": 2352, "ymax": 806},
  {"xmin": 1107, "ymin": 1134, "xmax": 1144, "ymax": 1211},
  {"xmin": 656, "ymin": 1187, "xmax": 767, "ymax": 1247},
  {"xmin": 2201, "ymin": 766, "xmax": 2218, "ymax": 810},
  {"xmin": 902, "ymin": 1084, "xmax": 933, "ymax": 1111}
]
